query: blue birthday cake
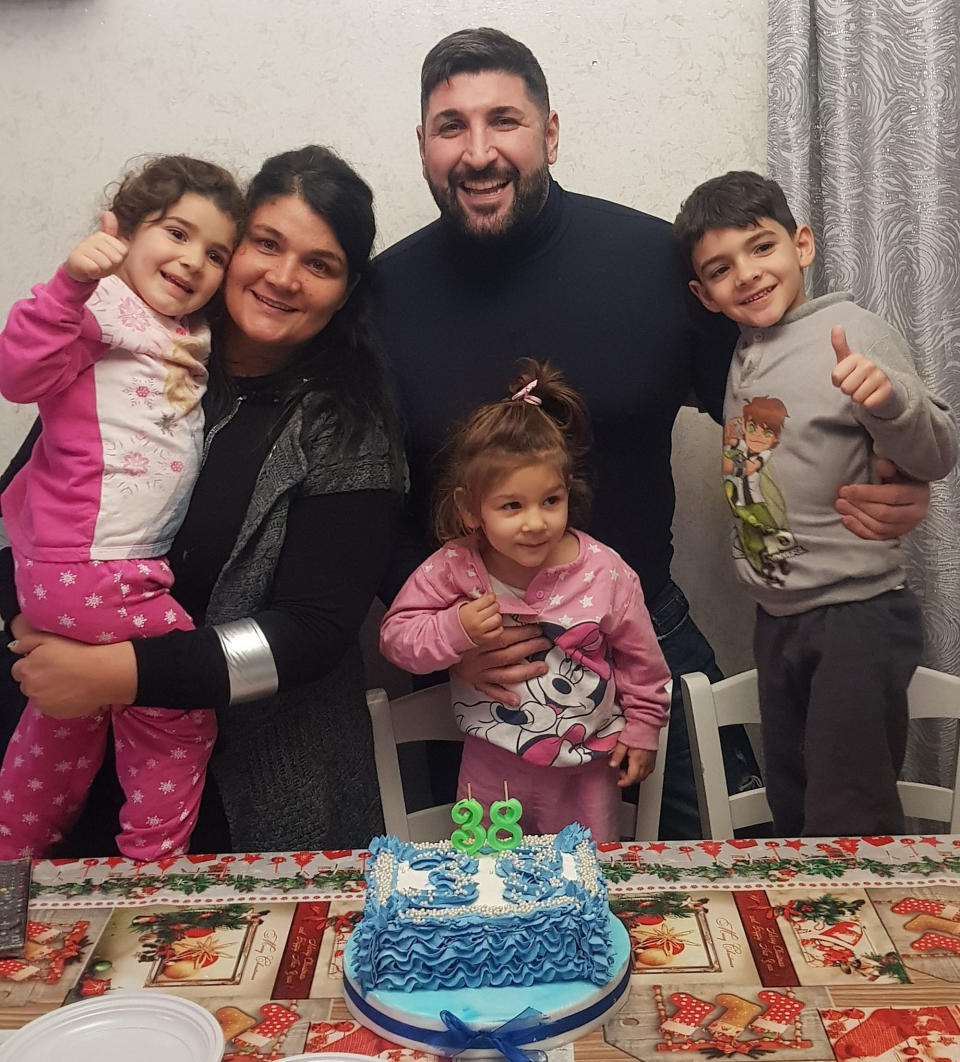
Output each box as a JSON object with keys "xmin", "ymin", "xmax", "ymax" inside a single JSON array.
[{"xmin": 343, "ymin": 824, "xmax": 631, "ymax": 1055}]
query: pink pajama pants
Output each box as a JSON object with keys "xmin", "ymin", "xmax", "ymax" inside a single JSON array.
[
  {"xmin": 0, "ymin": 551, "xmax": 217, "ymax": 860},
  {"xmin": 457, "ymin": 734, "xmax": 623, "ymax": 842}
]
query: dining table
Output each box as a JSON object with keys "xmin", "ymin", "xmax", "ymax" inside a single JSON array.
[{"xmin": 3, "ymin": 834, "xmax": 960, "ymax": 1061}]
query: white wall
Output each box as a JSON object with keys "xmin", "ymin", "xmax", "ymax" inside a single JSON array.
[{"xmin": 0, "ymin": 0, "xmax": 765, "ymax": 672}]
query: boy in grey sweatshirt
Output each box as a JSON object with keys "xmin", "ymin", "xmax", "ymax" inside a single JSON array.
[{"xmin": 674, "ymin": 171, "xmax": 957, "ymax": 836}]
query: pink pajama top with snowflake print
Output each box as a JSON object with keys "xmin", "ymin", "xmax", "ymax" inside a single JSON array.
[
  {"xmin": 0, "ymin": 268, "xmax": 209, "ymax": 562},
  {"xmin": 380, "ymin": 530, "xmax": 670, "ymax": 767}
]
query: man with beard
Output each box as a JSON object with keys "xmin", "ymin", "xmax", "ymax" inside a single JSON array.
[{"xmin": 372, "ymin": 27, "xmax": 928, "ymax": 838}]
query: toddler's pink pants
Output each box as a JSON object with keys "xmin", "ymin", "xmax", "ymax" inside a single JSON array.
[
  {"xmin": 0, "ymin": 552, "xmax": 217, "ymax": 860},
  {"xmin": 457, "ymin": 734, "xmax": 623, "ymax": 842}
]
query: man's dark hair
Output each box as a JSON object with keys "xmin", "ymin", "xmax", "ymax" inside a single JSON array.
[
  {"xmin": 674, "ymin": 170, "xmax": 798, "ymax": 276},
  {"xmin": 420, "ymin": 28, "xmax": 550, "ymax": 116}
]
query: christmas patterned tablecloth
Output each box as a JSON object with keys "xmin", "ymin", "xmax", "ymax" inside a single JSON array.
[
  {"xmin": 25, "ymin": 835, "xmax": 960, "ymax": 908},
  {"xmin": 4, "ymin": 837, "xmax": 960, "ymax": 1061}
]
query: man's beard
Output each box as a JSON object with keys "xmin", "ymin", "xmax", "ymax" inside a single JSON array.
[{"xmin": 427, "ymin": 161, "xmax": 550, "ymax": 243}]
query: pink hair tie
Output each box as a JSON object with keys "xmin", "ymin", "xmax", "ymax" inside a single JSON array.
[{"xmin": 511, "ymin": 379, "xmax": 542, "ymax": 405}]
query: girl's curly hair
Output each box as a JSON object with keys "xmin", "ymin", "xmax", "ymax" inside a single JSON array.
[{"xmin": 108, "ymin": 154, "xmax": 246, "ymax": 238}]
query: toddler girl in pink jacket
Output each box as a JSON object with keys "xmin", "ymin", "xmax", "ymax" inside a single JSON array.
[
  {"xmin": 0, "ymin": 155, "xmax": 244, "ymax": 859},
  {"xmin": 380, "ymin": 359, "xmax": 670, "ymax": 840}
]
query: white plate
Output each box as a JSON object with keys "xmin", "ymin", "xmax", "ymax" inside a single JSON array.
[
  {"xmin": 284, "ymin": 1057, "xmax": 386, "ymax": 1062},
  {"xmin": 0, "ymin": 991, "xmax": 223, "ymax": 1062}
]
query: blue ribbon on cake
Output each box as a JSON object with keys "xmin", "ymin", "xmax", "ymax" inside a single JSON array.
[
  {"xmin": 342, "ymin": 963, "xmax": 632, "ymax": 1057},
  {"xmin": 439, "ymin": 1007, "xmax": 547, "ymax": 1062}
]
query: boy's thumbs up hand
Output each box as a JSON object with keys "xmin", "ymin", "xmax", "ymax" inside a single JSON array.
[
  {"xmin": 830, "ymin": 324, "xmax": 893, "ymax": 410},
  {"xmin": 831, "ymin": 325, "xmax": 854, "ymax": 364},
  {"xmin": 64, "ymin": 210, "xmax": 130, "ymax": 284}
]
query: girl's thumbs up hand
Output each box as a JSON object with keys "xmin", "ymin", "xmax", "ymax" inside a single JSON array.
[
  {"xmin": 830, "ymin": 324, "xmax": 893, "ymax": 409},
  {"xmin": 64, "ymin": 211, "xmax": 130, "ymax": 283}
]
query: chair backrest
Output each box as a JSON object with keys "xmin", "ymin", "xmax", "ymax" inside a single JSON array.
[
  {"xmin": 366, "ymin": 681, "xmax": 672, "ymax": 843},
  {"xmin": 681, "ymin": 666, "xmax": 960, "ymax": 839},
  {"xmin": 681, "ymin": 670, "xmax": 769, "ymax": 839},
  {"xmin": 366, "ymin": 683, "xmax": 463, "ymax": 842},
  {"xmin": 897, "ymin": 667, "xmax": 960, "ymax": 830}
]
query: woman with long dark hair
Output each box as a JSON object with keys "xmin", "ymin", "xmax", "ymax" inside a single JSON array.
[{"xmin": 3, "ymin": 146, "xmax": 406, "ymax": 852}]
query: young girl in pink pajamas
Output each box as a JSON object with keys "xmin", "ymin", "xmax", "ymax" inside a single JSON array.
[
  {"xmin": 380, "ymin": 360, "xmax": 671, "ymax": 840},
  {"xmin": 0, "ymin": 155, "xmax": 245, "ymax": 859}
]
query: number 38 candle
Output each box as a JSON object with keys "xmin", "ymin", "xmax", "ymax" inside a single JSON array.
[{"xmin": 450, "ymin": 783, "xmax": 523, "ymax": 853}]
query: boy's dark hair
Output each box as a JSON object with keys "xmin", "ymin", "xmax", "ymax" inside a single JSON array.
[
  {"xmin": 674, "ymin": 170, "xmax": 798, "ymax": 277},
  {"xmin": 432, "ymin": 358, "xmax": 592, "ymax": 544},
  {"xmin": 420, "ymin": 28, "xmax": 550, "ymax": 117},
  {"xmin": 109, "ymin": 155, "xmax": 245, "ymax": 238}
]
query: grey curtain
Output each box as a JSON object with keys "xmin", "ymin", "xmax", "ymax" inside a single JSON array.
[{"xmin": 767, "ymin": 1, "xmax": 960, "ymax": 792}]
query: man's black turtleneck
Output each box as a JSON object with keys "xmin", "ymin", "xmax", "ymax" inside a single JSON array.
[{"xmin": 373, "ymin": 179, "xmax": 737, "ymax": 600}]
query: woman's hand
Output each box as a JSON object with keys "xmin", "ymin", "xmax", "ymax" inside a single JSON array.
[
  {"xmin": 609, "ymin": 743, "xmax": 656, "ymax": 787},
  {"xmin": 451, "ymin": 624, "xmax": 550, "ymax": 706},
  {"xmin": 9, "ymin": 633, "xmax": 136, "ymax": 718},
  {"xmin": 836, "ymin": 458, "xmax": 930, "ymax": 540}
]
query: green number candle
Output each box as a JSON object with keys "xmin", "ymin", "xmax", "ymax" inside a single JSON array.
[
  {"xmin": 450, "ymin": 798, "xmax": 486, "ymax": 854},
  {"xmin": 487, "ymin": 798, "xmax": 523, "ymax": 851}
]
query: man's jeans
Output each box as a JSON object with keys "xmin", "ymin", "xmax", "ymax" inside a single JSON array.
[{"xmin": 649, "ymin": 580, "xmax": 761, "ymax": 839}]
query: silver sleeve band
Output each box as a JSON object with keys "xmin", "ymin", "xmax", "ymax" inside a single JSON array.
[{"xmin": 213, "ymin": 618, "xmax": 280, "ymax": 704}]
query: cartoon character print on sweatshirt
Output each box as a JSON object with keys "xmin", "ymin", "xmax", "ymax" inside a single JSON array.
[
  {"xmin": 722, "ymin": 395, "xmax": 805, "ymax": 588},
  {"xmin": 454, "ymin": 620, "xmax": 623, "ymax": 767}
]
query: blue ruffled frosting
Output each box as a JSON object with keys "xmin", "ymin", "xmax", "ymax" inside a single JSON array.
[{"xmin": 351, "ymin": 824, "xmax": 613, "ymax": 992}]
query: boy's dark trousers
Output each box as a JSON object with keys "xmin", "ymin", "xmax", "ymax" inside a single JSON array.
[{"xmin": 754, "ymin": 588, "xmax": 923, "ymax": 837}]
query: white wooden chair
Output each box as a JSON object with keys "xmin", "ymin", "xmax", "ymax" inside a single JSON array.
[
  {"xmin": 366, "ymin": 681, "xmax": 671, "ymax": 842},
  {"xmin": 680, "ymin": 666, "xmax": 960, "ymax": 839}
]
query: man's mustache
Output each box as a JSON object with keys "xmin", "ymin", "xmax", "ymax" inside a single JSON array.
[{"xmin": 448, "ymin": 163, "xmax": 519, "ymax": 184}]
